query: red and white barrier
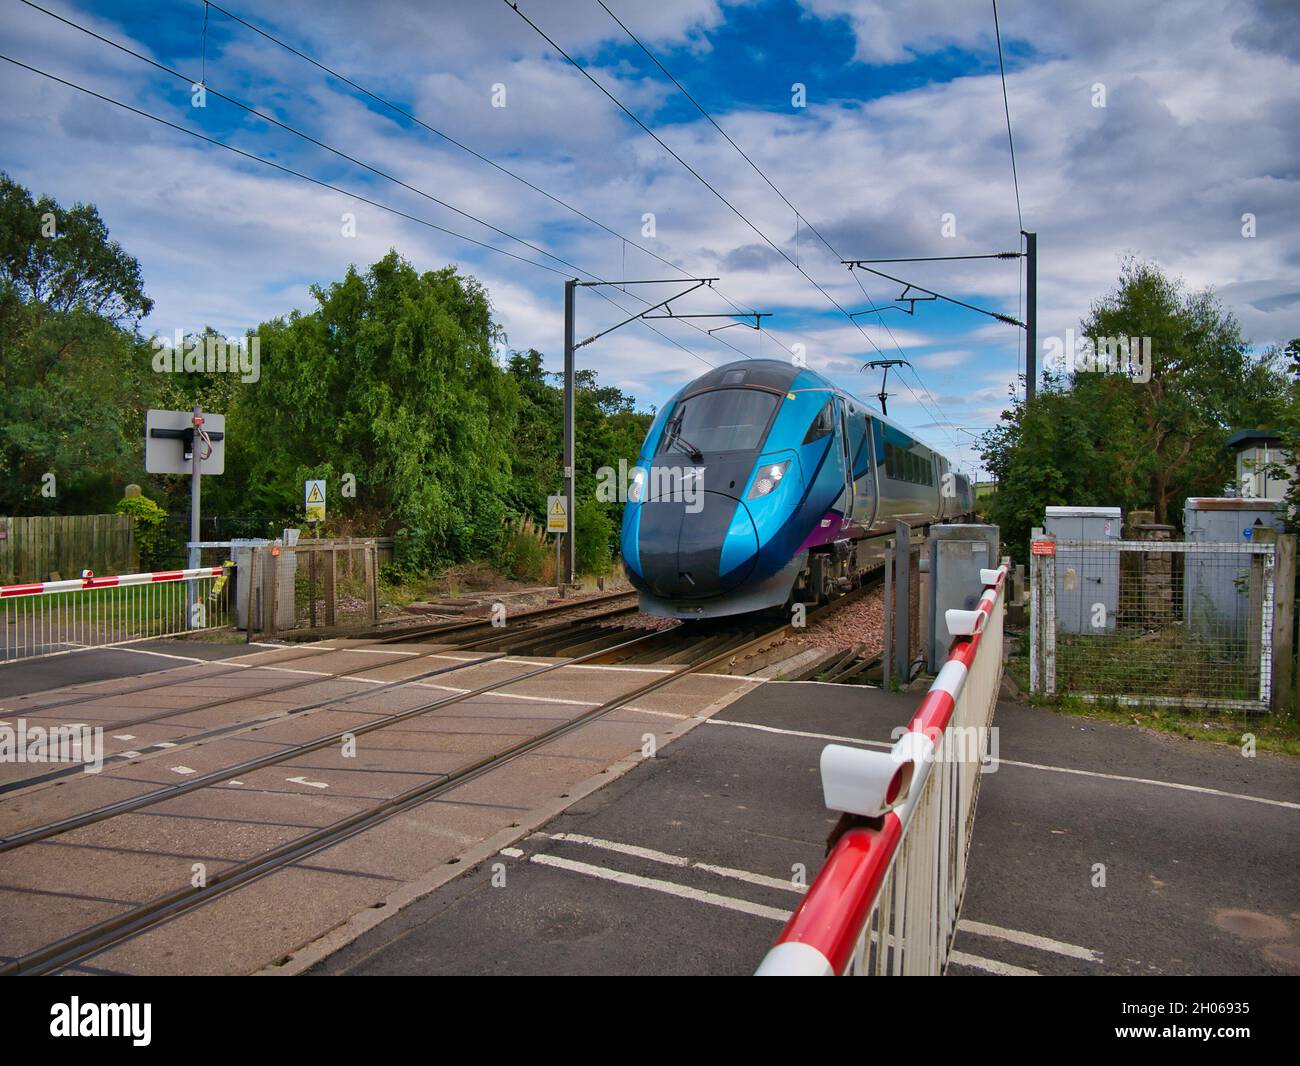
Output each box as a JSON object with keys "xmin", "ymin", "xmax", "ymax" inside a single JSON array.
[
  {"xmin": 0, "ymin": 565, "xmax": 225, "ymax": 599},
  {"xmin": 756, "ymin": 563, "xmax": 1008, "ymax": 976},
  {"xmin": 1, "ymin": 564, "xmax": 233, "ymax": 663}
]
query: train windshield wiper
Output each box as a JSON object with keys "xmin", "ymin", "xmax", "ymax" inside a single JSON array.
[
  {"xmin": 663, "ymin": 411, "xmax": 704, "ymax": 463},
  {"xmin": 668, "ymin": 434, "xmax": 704, "ymax": 463}
]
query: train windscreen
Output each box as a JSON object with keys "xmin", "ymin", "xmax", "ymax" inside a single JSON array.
[{"xmin": 657, "ymin": 388, "xmax": 779, "ymax": 455}]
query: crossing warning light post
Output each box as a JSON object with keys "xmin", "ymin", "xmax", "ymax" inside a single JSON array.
[
  {"xmin": 146, "ymin": 405, "xmax": 226, "ymax": 626},
  {"xmin": 547, "ymin": 494, "xmax": 568, "ymax": 592}
]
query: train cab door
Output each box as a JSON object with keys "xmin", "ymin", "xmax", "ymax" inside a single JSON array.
[
  {"xmin": 857, "ymin": 413, "xmax": 880, "ymax": 529},
  {"xmin": 836, "ymin": 397, "xmax": 854, "ymax": 530}
]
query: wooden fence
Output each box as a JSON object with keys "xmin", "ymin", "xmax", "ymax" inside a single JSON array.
[{"xmin": 0, "ymin": 514, "xmax": 135, "ymax": 584}]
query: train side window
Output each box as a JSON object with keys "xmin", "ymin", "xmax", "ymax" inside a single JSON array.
[
  {"xmin": 803, "ymin": 400, "xmax": 835, "ymax": 444},
  {"xmin": 884, "ymin": 442, "xmax": 896, "ymax": 479}
]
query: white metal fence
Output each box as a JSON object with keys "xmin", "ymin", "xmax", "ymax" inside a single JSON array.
[
  {"xmin": 0, "ymin": 566, "xmax": 234, "ymax": 662},
  {"xmin": 1030, "ymin": 538, "xmax": 1288, "ymax": 711},
  {"xmin": 854, "ymin": 586, "xmax": 1002, "ymax": 974},
  {"xmin": 756, "ymin": 565, "xmax": 1006, "ymax": 976}
]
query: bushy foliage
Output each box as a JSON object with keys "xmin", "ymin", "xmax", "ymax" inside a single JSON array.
[
  {"xmin": 0, "ymin": 176, "xmax": 655, "ymax": 579},
  {"xmin": 574, "ymin": 497, "xmax": 613, "ymax": 576},
  {"xmin": 499, "ymin": 513, "xmax": 550, "ymax": 581},
  {"xmin": 981, "ymin": 260, "xmax": 1290, "ymax": 561},
  {"xmin": 0, "ymin": 173, "xmax": 156, "ymax": 513},
  {"xmin": 114, "ymin": 493, "xmax": 169, "ymax": 569}
]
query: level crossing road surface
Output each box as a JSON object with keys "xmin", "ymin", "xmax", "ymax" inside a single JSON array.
[{"xmin": 309, "ymin": 683, "xmax": 1300, "ymax": 976}]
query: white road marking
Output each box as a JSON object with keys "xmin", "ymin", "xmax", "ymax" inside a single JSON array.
[
  {"xmin": 499, "ymin": 847, "xmax": 524, "ymax": 858},
  {"xmin": 417, "ymin": 652, "xmax": 764, "ymax": 685},
  {"xmin": 339, "ymin": 648, "xmax": 421, "ymax": 657},
  {"xmin": 112, "ymin": 734, "xmax": 136, "ymax": 740},
  {"xmin": 707, "ymin": 717, "xmax": 891, "ymax": 749},
  {"xmin": 994, "ymin": 758, "xmax": 1300, "ymax": 811},
  {"xmin": 618, "ymin": 706, "xmax": 689, "ymax": 720},
  {"xmin": 949, "ymin": 950, "xmax": 1040, "ymax": 976},
  {"xmin": 170, "ymin": 765, "xmax": 196, "ymax": 775},
  {"xmin": 549, "ymin": 833, "xmax": 806, "ymax": 895},
  {"xmin": 957, "ymin": 919, "xmax": 1102, "ymax": 962},
  {"xmin": 154, "ymin": 742, "xmax": 178, "ymax": 748},
  {"xmin": 530, "ymin": 853, "xmax": 793, "ymax": 923},
  {"xmin": 711, "ymin": 719, "xmax": 1299, "ymax": 811},
  {"xmin": 285, "ymin": 775, "xmax": 329, "ymax": 789},
  {"xmin": 227, "ymin": 779, "xmax": 244, "ymax": 786},
  {"xmin": 105, "ymin": 646, "xmax": 209, "ymax": 663},
  {"xmin": 119, "ymin": 751, "xmax": 141, "ymax": 758}
]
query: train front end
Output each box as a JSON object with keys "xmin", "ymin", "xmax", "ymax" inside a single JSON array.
[{"xmin": 621, "ymin": 360, "xmax": 834, "ymax": 619}]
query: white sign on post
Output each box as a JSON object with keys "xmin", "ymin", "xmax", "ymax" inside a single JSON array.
[
  {"xmin": 145, "ymin": 409, "xmax": 225, "ymax": 474},
  {"xmin": 546, "ymin": 495, "xmax": 568, "ymax": 533}
]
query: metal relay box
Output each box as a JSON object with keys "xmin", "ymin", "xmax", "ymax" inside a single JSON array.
[
  {"xmin": 1043, "ymin": 506, "xmax": 1121, "ymax": 635},
  {"xmin": 1183, "ymin": 498, "xmax": 1284, "ymax": 637},
  {"xmin": 927, "ymin": 524, "xmax": 1000, "ymax": 672}
]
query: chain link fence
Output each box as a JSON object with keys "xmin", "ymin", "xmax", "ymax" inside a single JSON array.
[{"xmin": 1030, "ymin": 536, "xmax": 1293, "ymax": 712}]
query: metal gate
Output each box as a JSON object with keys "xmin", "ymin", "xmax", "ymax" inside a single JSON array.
[
  {"xmin": 1029, "ymin": 536, "xmax": 1290, "ymax": 712},
  {"xmin": 0, "ymin": 566, "xmax": 233, "ymax": 662}
]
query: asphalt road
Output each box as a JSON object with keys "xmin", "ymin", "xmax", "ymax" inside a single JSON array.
[
  {"xmin": 0, "ymin": 639, "xmax": 263, "ymax": 700},
  {"xmin": 310, "ymin": 682, "xmax": 1300, "ymax": 976}
]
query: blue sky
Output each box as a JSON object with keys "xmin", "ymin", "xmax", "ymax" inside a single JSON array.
[{"xmin": 3, "ymin": 0, "xmax": 1298, "ymax": 480}]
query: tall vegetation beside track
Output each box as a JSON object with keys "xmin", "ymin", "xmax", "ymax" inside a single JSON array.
[
  {"xmin": 980, "ymin": 259, "xmax": 1297, "ymax": 562},
  {"xmin": 0, "ymin": 175, "xmax": 649, "ymax": 576}
]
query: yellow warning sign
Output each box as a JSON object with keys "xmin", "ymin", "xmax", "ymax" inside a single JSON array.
[
  {"xmin": 305, "ymin": 479, "xmax": 326, "ymax": 522},
  {"xmin": 546, "ymin": 494, "xmax": 568, "ymax": 533}
]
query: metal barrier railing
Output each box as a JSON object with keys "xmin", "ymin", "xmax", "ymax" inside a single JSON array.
[
  {"xmin": 755, "ymin": 564, "xmax": 1007, "ymax": 976},
  {"xmin": 0, "ymin": 565, "xmax": 233, "ymax": 663}
]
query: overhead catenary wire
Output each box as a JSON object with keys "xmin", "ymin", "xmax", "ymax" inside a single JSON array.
[
  {"xmin": 992, "ymin": 0, "xmax": 1023, "ymax": 232},
  {"xmin": 200, "ymin": 0, "xmax": 761, "ymax": 361},
  {"xmin": 200, "ymin": 1, "xmax": 860, "ymax": 385},
  {"xmin": 15, "ymin": 2, "xmax": 736, "ymax": 368},
  {"xmin": 502, "ymin": 0, "xmax": 892, "ymax": 358},
  {"xmin": 0, "ymin": 52, "xmax": 716, "ymax": 370},
  {"xmin": 587, "ymin": 0, "xmax": 968, "ymax": 453}
]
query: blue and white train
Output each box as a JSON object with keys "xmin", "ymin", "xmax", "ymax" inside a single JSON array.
[{"xmin": 621, "ymin": 359, "xmax": 975, "ymax": 618}]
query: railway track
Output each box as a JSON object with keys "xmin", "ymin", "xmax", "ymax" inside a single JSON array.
[
  {"xmin": 0, "ymin": 579, "xmax": 875, "ymax": 975},
  {"xmin": 0, "ymin": 591, "xmax": 642, "ymax": 793},
  {"xmin": 4, "ymin": 588, "xmax": 640, "ymax": 716}
]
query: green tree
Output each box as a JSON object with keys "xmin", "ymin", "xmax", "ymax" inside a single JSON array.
[
  {"xmin": 231, "ymin": 251, "xmax": 519, "ymax": 571},
  {"xmin": 982, "ymin": 260, "xmax": 1287, "ymax": 560},
  {"xmin": 1274, "ymin": 339, "xmax": 1300, "ymax": 532},
  {"xmin": 0, "ymin": 173, "xmax": 156, "ymax": 513}
]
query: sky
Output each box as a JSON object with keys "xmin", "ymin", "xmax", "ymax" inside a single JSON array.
[{"xmin": 2, "ymin": 0, "xmax": 1298, "ymax": 479}]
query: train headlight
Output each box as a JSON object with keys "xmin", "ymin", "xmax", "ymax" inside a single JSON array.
[
  {"xmin": 628, "ymin": 467, "xmax": 647, "ymax": 503},
  {"xmin": 747, "ymin": 461, "xmax": 790, "ymax": 499}
]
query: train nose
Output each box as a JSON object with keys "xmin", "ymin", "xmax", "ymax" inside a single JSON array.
[{"xmin": 636, "ymin": 490, "xmax": 760, "ymax": 600}]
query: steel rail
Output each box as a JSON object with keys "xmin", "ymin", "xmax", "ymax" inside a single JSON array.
[
  {"xmin": 3, "ymin": 589, "xmax": 637, "ymax": 715},
  {"xmin": 0, "ymin": 600, "xmax": 646, "ymax": 807},
  {"xmin": 3, "ymin": 592, "xmax": 638, "ymax": 731},
  {"xmin": 3, "ymin": 588, "xmax": 864, "ymax": 975}
]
